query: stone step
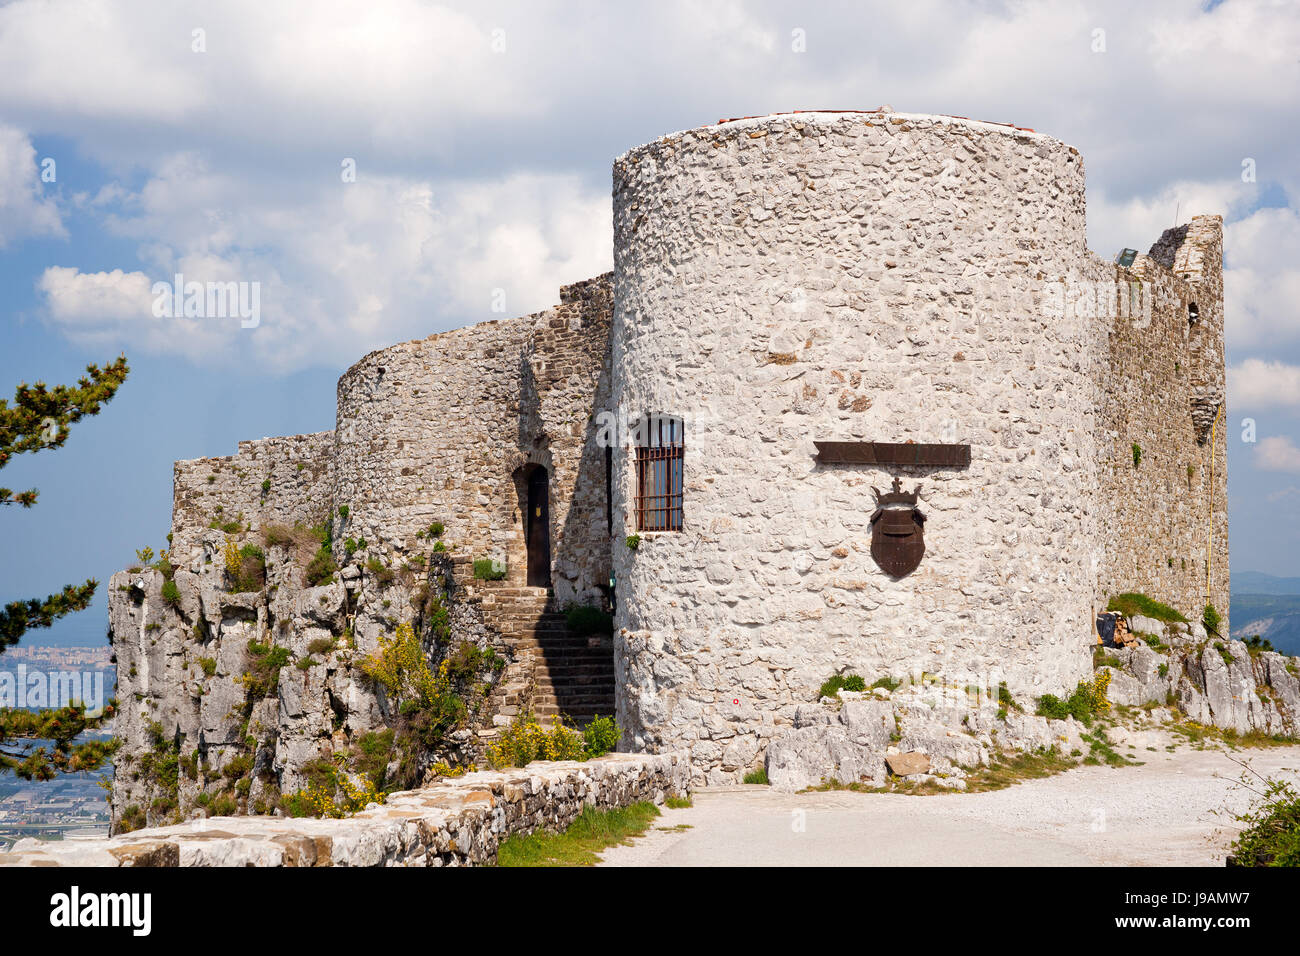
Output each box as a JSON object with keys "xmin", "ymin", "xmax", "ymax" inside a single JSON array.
[
  {"xmin": 535, "ymin": 677, "xmax": 615, "ymax": 688},
  {"xmin": 531, "ymin": 693, "xmax": 616, "ymax": 708}
]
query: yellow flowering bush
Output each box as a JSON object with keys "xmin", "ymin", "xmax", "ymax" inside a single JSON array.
[
  {"xmin": 223, "ymin": 535, "xmax": 242, "ymax": 577},
  {"xmin": 1088, "ymin": 669, "xmax": 1112, "ymax": 714},
  {"xmin": 486, "ymin": 714, "xmax": 587, "ymax": 769},
  {"xmin": 282, "ymin": 754, "xmax": 386, "ymax": 819},
  {"xmin": 361, "ymin": 622, "xmax": 442, "ymax": 705}
]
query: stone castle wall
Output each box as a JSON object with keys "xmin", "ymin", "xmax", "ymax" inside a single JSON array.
[
  {"xmin": 170, "ymin": 431, "xmax": 336, "ymax": 566},
  {"xmin": 332, "ymin": 275, "xmax": 612, "ymax": 606},
  {"xmin": 609, "ymin": 111, "xmax": 1104, "ymax": 781},
  {"xmin": 108, "ymin": 278, "xmax": 614, "ymax": 831},
  {"xmin": 1089, "ymin": 215, "xmax": 1229, "ymax": 629}
]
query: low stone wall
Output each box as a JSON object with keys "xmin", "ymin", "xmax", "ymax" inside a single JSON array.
[{"xmin": 0, "ymin": 753, "xmax": 688, "ymax": 868}]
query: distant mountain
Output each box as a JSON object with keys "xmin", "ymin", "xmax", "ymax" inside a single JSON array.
[
  {"xmin": 1231, "ymin": 591, "xmax": 1300, "ymax": 657},
  {"xmin": 1233, "ymin": 571, "xmax": 1300, "ymax": 595}
]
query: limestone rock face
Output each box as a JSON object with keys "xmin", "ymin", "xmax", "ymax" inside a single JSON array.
[
  {"xmin": 108, "ymin": 544, "xmax": 515, "ymax": 833},
  {"xmin": 765, "ymin": 725, "xmax": 880, "ymax": 792},
  {"xmin": 765, "ymin": 690, "xmax": 991, "ymax": 791},
  {"xmin": 1110, "ymin": 619, "xmax": 1300, "ymax": 738}
]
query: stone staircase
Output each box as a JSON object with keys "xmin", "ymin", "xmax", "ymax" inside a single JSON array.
[{"xmin": 474, "ymin": 585, "xmax": 615, "ymax": 727}]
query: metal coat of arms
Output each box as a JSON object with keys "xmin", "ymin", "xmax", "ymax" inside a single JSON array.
[{"xmin": 870, "ymin": 478, "xmax": 925, "ymax": 577}]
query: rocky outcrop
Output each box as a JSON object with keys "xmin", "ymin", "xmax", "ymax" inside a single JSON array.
[
  {"xmin": 1, "ymin": 753, "xmax": 688, "ymax": 867},
  {"xmin": 764, "ymin": 687, "xmax": 1088, "ymax": 792},
  {"xmin": 109, "ymin": 532, "xmax": 518, "ymax": 832},
  {"xmin": 1103, "ymin": 620, "xmax": 1300, "ymax": 737}
]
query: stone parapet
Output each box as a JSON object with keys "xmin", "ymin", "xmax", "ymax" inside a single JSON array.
[{"xmin": 1, "ymin": 752, "xmax": 689, "ymax": 867}]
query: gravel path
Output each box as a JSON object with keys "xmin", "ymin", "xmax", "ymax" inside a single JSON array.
[{"xmin": 598, "ymin": 745, "xmax": 1300, "ymax": 866}]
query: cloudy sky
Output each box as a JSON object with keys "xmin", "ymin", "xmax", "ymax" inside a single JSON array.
[{"xmin": 1, "ymin": 0, "xmax": 1298, "ymax": 643}]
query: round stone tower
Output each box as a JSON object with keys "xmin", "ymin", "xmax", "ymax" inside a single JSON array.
[{"xmin": 609, "ymin": 110, "xmax": 1101, "ymax": 779}]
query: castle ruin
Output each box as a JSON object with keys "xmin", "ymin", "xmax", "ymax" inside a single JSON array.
[{"xmin": 108, "ymin": 109, "xmax": 1228, "ymax": 815}]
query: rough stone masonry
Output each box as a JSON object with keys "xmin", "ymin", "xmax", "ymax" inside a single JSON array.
[{"xmin": 102, "ymin": 108, "xmax": 1229, "ymax": 819}]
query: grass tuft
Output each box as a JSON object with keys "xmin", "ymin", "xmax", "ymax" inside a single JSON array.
[{"xmin": 495, "ymin": 801, "xmax": 661, "ymax": 866}]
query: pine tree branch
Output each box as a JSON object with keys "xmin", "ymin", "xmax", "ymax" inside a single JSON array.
[
  {"xmin": 0, "ymin": 703, "xmax": 118, "ymax": 780},
  {"xmin": 0, "ymin": 580, "xmax": 97, "ymax": 654},
  {"xmin": 0, "ymin": 355, "xmax": 129, "ymax": 472}
]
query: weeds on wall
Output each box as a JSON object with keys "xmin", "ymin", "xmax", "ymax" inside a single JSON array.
[
  {"xmin": 1036, "ymin": 672, "xmax": 1111, "ymax": 726},
  {"xmin": 485, "ymin": 712, "xmax": 621, "ymax": 769},
  {"xmin": 351, "ymin": 621, "xmax": 505, "ymax": 793},
  {"xmin": 472, "ymin": 558, "xmax": 506, "ymax": 581},
  {"xmin": 1106, "ymin": 592, "xmax": 1188, "ymax": 624},
  {"xmin": 1203, "ymin": 603, "xmax": 1223, "ymax": 638}
]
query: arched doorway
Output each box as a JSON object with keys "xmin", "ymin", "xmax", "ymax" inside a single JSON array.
[{"xmin": 525, "ymin": 465, "xmax": 551, "ymax": 587}]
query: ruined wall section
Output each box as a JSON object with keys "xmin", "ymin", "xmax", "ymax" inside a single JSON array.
[
  {"xmin": 333, "ymin": 318, "xmax": 531, "ymax": 571},
  {"xmin": 170, "ymin": 432, "xmax": 336, "ymax": 566},
  {"xmin": 530, "ymin": 275, "xmax": 615, "ymax": 603},
  {"xmin": 611, "ymin": 111, "xmax": 1101, "ymax": 783},
  {"xmin": 1091, "ymin": 215, "xmax": 1228, "ymax": 628},
  {"xmin": 331, "ymin": 276, "xmax": 612, "ymax": 607}
]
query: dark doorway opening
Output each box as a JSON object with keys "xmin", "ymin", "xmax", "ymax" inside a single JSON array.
[{"xmin": 526, "ymin": 466, "xmax": 551, "ymax": 588}]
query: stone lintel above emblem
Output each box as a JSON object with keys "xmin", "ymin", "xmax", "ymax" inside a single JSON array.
[{"xmin": 814, "ymin": 441, "xmax": 971, "ymax": 468}]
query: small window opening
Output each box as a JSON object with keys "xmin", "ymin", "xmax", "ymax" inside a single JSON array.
[
  {"xmin": 634, "ymin": 415, "xmax": 684, "ymax": 532},
  {"xmin": 1188, "ymin": 302, "xmax": 1200, "ymax": 327}
]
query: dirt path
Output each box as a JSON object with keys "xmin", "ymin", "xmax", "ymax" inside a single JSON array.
[{"xmin": 598, "ymin": 745, "xmax": 1300, "ymax": 866}]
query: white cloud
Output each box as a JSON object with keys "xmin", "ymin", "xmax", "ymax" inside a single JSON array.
[
  {"xmin": 1257, "ymin": 435, "xmax": 1300, "ymax": 473},
  {"xmin": 1229, "ymin": 358, "xmax": 1300, "ymax": 410},
  {"xmin": 3, "ymin": 0, "xmax": 1300, "ymax": 371},
  {"xmin": 1085, "ymin": 179, "xmax": 1251, "ymax": 265},
  {"xmin": 38, "ymin": 156, "xmax": 612, "ymax": 371},
  {"xmin": 1224, "ymin": 206, "xmax": 1300, "ymax": 351},
  {"xmin": 38, "ymin": 266, "xmax": 152, "ymax": 324},
  {"xmin": 0, "ymin": 123, "xmax": 64, "ymax": 246}
]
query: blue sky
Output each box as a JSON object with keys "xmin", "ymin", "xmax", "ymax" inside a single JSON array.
[{"xmin": 2, "ymin": 0, "xmax": 1298, "ymax": 645}]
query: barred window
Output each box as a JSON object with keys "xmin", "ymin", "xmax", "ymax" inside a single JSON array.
[{"xmin": 634, "ymin": 415, "xmax": 683, "ymax": 532}]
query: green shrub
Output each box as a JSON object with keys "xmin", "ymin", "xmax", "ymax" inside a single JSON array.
[
  {"xmin": 1228, "ymin": 773, "xmax": 1300, "ymax": 867},
  {"xmin": 427, "ymin": 522, "xmax": 444, "ymax": 539},
  {"xmin": 228, "ymin": 543, "xmax": 266, "ymax": 593},
  {"xmin": 1107, "ymin": 592, "xmax": 1188, "ymax": 624},
  {"xmin": 1036, "ymin": 674, "xmax": 1110, "ymax": 727},
  {"xmin": 337, "ymin": 504, "xmax": 349, "ymax": 519},
  {"xmin": 240, "ymin": 638, "xmax": 292, "ymax": 697},
  {"xmin": 1245, "ymin": 635, "xmax": 1276, "ymax": 655},
  {"xmin": 261, "ymin": 478, "xmax": 271, "ymax": 494},
  {"xmin": 566, "ymin": 604, "xmax": 613, "ymax": 635},
  {"xmin": 366, "ymin": 556, "xmax": 396, "ymax": 585},
  {"xmin": 1131, "ymin": 442, "xmax": 1142, "ymax": 468},
  {"xmin": 625, "ymin": 534, "xmax": 641, "ymax": 551},
  {"xmin": 583, "ymin": 716, "xmax": 620, "ymax": 758},
  {"xmin": 743, "ymin": 768, "xmax": 769, "ymax": 785},
  {"xmin": 1203, "ymin": 603, "xmax": 1222, "ymax": 638},
  {"xmin": 818, "ymin": 673, "xmax": 866, "ymax": 699},
  {"xmin": 161, "ymin": 579, "xmax": 182, "ymax": 609},
  {"xmin": 473, "ymin": 558, "xmax": 507, "ymax": 581},
  {"xmin": 486, "ymin": 714, "xmax": 586, "ymax": 768},
  {"xmin": 351, "ymin": 729, "xmax": 395, "ymax": 791},
  {"xmin": 198, "ymin": 656, "xmax": 217, "ymax": 677},
  {"xmin": 303, "ymin": 518, "xmax": 337, "ymax": 586}
]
